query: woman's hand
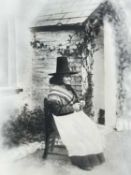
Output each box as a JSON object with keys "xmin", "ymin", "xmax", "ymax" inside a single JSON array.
[
  {"xmin": 73, "ymin": 103, "xmax": 81, "ymax": 112},
  {"xmin": 80, "ymin": 100, "xmax": 85, "ymax": 108},
  {"xmin": 73, "ymin": 101, "xmax": 85, "ymax": 112}
]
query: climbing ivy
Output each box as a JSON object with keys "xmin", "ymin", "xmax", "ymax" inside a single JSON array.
[
  {"xmin": 30, "ymin": 2, "xmax": 107, "ymax": 117},
  {"xmin": 31, "ymin": 1, "xmax": 130, "ymax": 118}
]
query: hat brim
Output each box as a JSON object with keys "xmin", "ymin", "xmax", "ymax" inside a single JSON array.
[{"xmin": 48, "ymin": 72, "xmax": 78, "ymax": 76}]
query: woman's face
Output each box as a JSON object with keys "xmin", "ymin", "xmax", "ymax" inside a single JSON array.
[{"xmin": 62, "ymin": 74, "xmax": 71, "ymax": 85}]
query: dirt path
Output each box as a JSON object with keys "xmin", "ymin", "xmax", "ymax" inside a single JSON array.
[{"xmin": 0, "ymin": 130, "xmax": 131, "ymax": 175}]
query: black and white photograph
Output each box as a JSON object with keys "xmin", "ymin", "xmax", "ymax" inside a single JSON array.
[{"xmin": 0, "ymin": 0, "xmax": 131, "ymax": 174}]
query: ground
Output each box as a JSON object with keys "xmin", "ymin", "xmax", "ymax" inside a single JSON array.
[{"xmin": 0, "ymin": 129, "xmax": 131, "ymax": 175}]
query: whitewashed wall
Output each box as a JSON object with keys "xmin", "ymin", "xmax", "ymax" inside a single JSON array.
[
  {"xmin": 92, "ymin": 29, "xmax": 104, "ymax": 121},
  {"xmin": 0, "ymin": 0, "xmax": 44, "ymax": 134}
]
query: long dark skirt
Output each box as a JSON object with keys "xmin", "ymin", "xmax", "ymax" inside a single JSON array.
[{"xmin": 70, "ymin": 153, "xmax": 105, "ymax": 170}]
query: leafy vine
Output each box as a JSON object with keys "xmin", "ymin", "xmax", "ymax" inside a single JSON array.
[
  {"xmin": 30, "ymin": 2, "xmax": 107, "ymax": 117},
  {"xmin": 31, "ymin": 1, "xmax": 128, "ymax": 118}
]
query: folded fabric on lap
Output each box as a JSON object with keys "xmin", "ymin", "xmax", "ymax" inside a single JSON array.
[{"xmin": 53, "ymin": 111, "xmax": 105, "ymax": 156}]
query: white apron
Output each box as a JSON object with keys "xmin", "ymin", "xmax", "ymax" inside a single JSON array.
[{"xmin": 53, "ymin": 111, "xmax": 104, "ymax": 156}]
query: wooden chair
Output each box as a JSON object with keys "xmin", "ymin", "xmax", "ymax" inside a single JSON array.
[{"xmin": 43, "ymin": 98, "xmax": 66, "ymax": 159}]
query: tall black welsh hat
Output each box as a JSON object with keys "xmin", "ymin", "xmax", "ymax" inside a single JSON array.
[{"xmin": 48, "ymin": 57, "xmax": 78, "ymax": 76}]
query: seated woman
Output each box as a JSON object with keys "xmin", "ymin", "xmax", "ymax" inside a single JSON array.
[{"xmin": 47, "ymin": 57, "xmax": 105, "ymax": 170}]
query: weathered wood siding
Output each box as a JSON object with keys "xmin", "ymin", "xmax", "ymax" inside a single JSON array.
[{"xmin": 32, "ymin": 30, "xmax": 86, "ymax": 106}]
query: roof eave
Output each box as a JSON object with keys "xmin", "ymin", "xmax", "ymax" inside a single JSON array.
[{"xmin": 30, "ymin": 23, "xmax": 85, "ymax": 32}]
